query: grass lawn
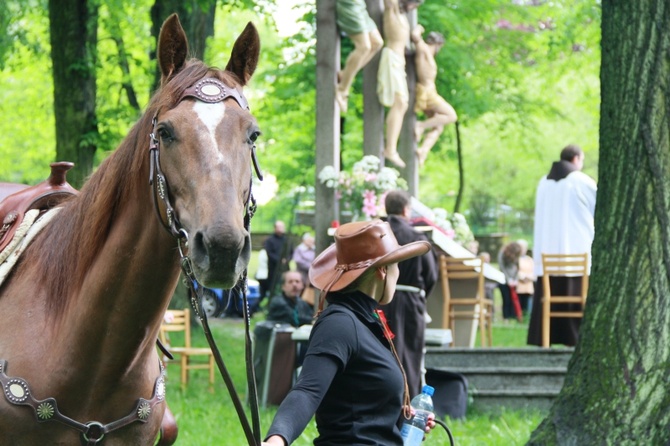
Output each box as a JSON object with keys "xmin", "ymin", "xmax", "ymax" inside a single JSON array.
[{"xmin": 163, "ymin": 310, "xmax": 547, "ymax": 445}]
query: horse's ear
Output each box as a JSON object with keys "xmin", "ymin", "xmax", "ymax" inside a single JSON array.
[
  {"xmin": 157, "ymin": 14, "xmax": 189, "ymax": 85},
  {"xmin": 225, "ymin": 22, "xmax": 260, "ymax": 86}
]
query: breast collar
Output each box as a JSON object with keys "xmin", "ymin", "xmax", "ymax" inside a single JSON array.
[{"xmin": 0, "ymin": 359, "xmax": 165, "ymax": 445}]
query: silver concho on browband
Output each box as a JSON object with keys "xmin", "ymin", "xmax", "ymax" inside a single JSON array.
[{"xmin": 178, "ymin": 77, "xmax": 249, "ymax": 110}]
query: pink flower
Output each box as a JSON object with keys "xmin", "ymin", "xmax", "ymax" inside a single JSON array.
[
  {"xmin": 365, "ymin": 173, "xmax": 377, "ymax": 182},
  {"xmin": 362, "ymin": 190, "xmax": 377, "ymax": 217}
]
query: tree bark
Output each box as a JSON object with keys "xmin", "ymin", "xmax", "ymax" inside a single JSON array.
[
  {"xmin": 150, "ymin": 0, "xmax": 216, "ymax": 91},
  {"xmin": 529, "ymin": 1, "xmax": 670, "ymax": 443},
  {"xmin": 48, "ymin": 0, "xmax": 98, "ymax": 188}
]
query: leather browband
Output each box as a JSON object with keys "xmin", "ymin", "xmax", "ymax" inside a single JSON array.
[{"xmin": 178, "ymin": 78, "xmax": 249, "ymax": 110}]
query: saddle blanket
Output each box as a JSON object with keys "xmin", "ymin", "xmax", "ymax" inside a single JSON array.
[{"xmin": 0, "ymin": 207, "xmax": 61, "ymax": 288}]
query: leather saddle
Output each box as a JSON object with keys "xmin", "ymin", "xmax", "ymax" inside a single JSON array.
[{"xmin": 0, "ymin": 162, "xmax": 79, "ymax": 253}]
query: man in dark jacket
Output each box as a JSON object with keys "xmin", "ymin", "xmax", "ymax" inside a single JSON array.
[
  {"xmin": 265, "ymin": 270, "xmax": 314, "ymax": 368},
  {"xmin": 262, "ymin": 220, "xmax": 293, "ymax": 300},
  {"xmin": 383, "ymin": 190, "xmax": 438, "ymax": 396},
  {"xmin": 266, "ymin": 270, "xmax": 314, "ymax": 327}
]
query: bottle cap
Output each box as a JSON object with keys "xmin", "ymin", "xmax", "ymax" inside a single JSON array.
[{"xmin": 422, "ymin": 385, "xmax": 435, "ymax": 396}]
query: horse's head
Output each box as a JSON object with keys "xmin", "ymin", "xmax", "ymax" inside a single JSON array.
[{"xmin": 153, "ymin": 15, "xmax": 260, "ymax": 288}]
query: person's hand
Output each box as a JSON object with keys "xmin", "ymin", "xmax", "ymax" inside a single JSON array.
[
  {"xmin": 404, "ymin": 407, "xmax": 437, "ymax": 435},
  {"xmin": 425, "ymin": 412, "xmax": 436, "ymax": 434},
  {"xmin": 262, "ymin": 435, "xmax": 286, "ymax": 446}
]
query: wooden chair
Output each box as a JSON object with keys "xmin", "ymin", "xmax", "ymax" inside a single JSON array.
[
  {"xmin": 159, "ymin": 308, "xmax": 215, "ymax": 386},
  {"xmin": 541, "ymin": 253, "xmax": 589, "ymax": 348},
  {"xmin": 440, "ymin": 255, "xmax": 494, "ymax": 347}
]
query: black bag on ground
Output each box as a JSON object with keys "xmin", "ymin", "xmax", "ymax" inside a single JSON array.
[{"xmin": 425, "ymin": 368, "xmax": 468, "ymax": 419}]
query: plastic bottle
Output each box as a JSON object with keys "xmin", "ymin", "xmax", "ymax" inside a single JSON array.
[{"xmin": 400, "ymin": 385, "xmax": 435, "ymax": 446}]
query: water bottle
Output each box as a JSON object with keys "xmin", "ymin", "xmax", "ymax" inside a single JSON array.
[{"xmin": 400, "ymin": 385, "xmax": 435, "ymax": 446}]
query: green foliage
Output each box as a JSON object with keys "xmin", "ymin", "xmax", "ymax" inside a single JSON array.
[
  {"xmin": 95, "ymin": 0, "xmax": 154, "ymax": 163},
  {"xmin": 0, "ymin": 0, "xmax": 601, "ymax": 238},
  {"xmin": 0, "ymin": 0, "xmax": 49, "ymax": 70},
  {"xmin": 0, "ymin": 6, "xmax": 53, "ymax": 184},
  {"xmin": 413, "ymin": 0, "xmax": 600, "ymax": 223}
]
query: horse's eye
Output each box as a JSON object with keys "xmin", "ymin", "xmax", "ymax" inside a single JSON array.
[
  {"xmin": 158, "ymin": 127, "xmax": 175, "ymax": 143},
  {"xmin": 248, "ymin": 130, "xmax": 261, "ymax": 144}
]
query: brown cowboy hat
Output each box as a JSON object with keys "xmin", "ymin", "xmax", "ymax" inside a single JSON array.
[{"xmin": 309, "ymin": 219, "xmax": 431, "ymax": 292}]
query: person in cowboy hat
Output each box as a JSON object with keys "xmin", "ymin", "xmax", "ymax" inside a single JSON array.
[{"xmin": 263, "ymin": 219, "xmax": 436, "ymax": 446}]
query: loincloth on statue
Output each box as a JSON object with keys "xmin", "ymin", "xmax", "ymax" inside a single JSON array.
[
  {"xmin": 415, "ymin": 83, "xmax": 449, "ymax": 114},
  {"xmin": 377, "ymin": 47, "xmax": 408, "ymax": 108},
  {"xmin": 336, "ymin": 0, "xmax": 377, "ymax": 35}
]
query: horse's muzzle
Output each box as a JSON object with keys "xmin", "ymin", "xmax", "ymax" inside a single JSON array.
[{"xmin": 190, "ymin": 227, "xmax": 251, "ymax": 288}]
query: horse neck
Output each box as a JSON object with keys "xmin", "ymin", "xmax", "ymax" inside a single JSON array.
[{"xmin": 35, "ymin": 124, "xmax": 180, "ymax": 373}]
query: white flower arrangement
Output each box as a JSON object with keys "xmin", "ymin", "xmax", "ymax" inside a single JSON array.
[
  {"xmin": 318, "ymin": 155, "xmax": 408, "ymax": 220},
  {"xmin": 431, "ymin": 207, "xmax": 475, "ymax": 246}
]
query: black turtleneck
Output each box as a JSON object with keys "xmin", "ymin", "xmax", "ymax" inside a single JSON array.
[{"xmin": 265, "ymin": 290, "xmax": 405, "ymax": 445}]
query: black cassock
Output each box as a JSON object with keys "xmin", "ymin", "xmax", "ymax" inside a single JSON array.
[{"xmin": 382, "ymin": 215, "xmax": 438, "ymax": 397}]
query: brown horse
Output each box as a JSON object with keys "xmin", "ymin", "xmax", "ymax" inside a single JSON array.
[{"xmin": 0, "ymin": 14, "xmax": 260, "ymax": 445}]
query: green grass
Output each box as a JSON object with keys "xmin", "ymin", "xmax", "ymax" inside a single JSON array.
[{"xmin": 163, "ymin": 313, "xmax": 546, "ymax": 445}]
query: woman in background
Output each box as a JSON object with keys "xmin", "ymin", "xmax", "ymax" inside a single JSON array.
[
  {"xmin": 516, "ymin": 239, "xmax": 535, "ymax": 314},
  {"xmin": 498, "ymin": 241, "xmax": 523, "ymax": 322}
]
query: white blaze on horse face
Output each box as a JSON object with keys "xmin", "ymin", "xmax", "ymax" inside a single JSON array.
[{"xmin": 193, "ymin": 101, "xmax": 226, "ymax": 162}]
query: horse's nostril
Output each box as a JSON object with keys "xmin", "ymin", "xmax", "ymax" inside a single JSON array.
[{"xmin": 193, "ymin": 231, "xmax": 208, "ymax": 262}]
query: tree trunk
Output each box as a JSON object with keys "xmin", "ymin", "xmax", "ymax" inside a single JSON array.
[
  {"xmin": 48, "ymin": 0, "xmax": 98, "ymax": 188},
  {"xmin": 529, "ymin": 2, "xmax": 670, "ymax": 444},
  {"xmin": 150, "ymin": 0, "xmax": 216, "ymax": 91}
]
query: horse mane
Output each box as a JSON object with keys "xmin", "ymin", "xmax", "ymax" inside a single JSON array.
[{"xmin": 19, "ymin": 60, "xmax": 243, "ymax": 318}]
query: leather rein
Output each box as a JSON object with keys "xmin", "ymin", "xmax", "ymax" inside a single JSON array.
[{"xmin": 149, "ymin": 77, "xmax": 263, "ymax": 446}]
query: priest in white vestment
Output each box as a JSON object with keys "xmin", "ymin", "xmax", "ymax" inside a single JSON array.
[{"xmin": 527, "ymin": 144, "xmax": 597, "ymax": 346}]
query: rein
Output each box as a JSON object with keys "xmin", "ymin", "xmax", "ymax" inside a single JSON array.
[{"xmin": 149, "ymin": 77, "xmax": 263, "ymax": 446}]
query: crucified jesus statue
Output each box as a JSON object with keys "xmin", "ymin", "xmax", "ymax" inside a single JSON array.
[{"xmin": 376, "ymin": 0, "xmax": 423, "ymax": 168}]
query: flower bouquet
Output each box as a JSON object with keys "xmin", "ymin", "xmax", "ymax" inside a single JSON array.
[
  {"xmin": 318, "ymin": 155, "xmax": 408, "ymax": 221},
  {"xmin": 431, "ymin": 207, "xmax": 475, "ymax": 246}
]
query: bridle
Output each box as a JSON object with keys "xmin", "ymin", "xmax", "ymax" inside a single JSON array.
[
  {"xmin": 149, "ymin": 77, "xmax": 263, "ymax": 238},
  {"xmin": 149, "ymin": 76, "xmax": 263, "ymax": 446}
]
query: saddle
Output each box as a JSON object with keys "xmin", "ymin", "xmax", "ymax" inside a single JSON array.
[{"xmin": 0, "ymin": 162, "xmax": 78, "ymax": 253}]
